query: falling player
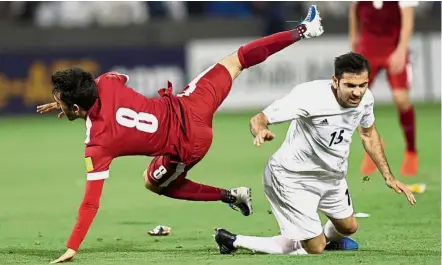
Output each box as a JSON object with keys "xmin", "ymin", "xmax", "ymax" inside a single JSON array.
[
  {"xmin": 349, "ymin": 1, "xmax": 419, "ymax": 176},
  {"xmin": 214, "ymin": 52, "xmax": 416, "ymax": 255},
  {"xmin": 36, "ymin": 5, "xmax": 324, "ymax": 263}
]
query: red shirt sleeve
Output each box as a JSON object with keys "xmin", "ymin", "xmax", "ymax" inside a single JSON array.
[
  {"xmin": 66, "ymin": 179, "xmax": 105, "ymax": 251},
  {"xmin": 66, "ymin": 144, "xmax": 113, "ymax": 251},
  {"xmin": 85, "ymin": 145, "xmax": 113, "ymax": 181}
]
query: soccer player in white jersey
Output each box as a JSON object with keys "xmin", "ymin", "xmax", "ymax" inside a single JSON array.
[{"xmin": 214, "ymin": 52, "xmax": 416, "ymax": 255}]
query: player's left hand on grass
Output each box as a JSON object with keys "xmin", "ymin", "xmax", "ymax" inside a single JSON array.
[
  {"xmin": 253, "ymin": 129, "xmax": 275, "ymax": 147},
  {"xmin": 50, "ymin": 248, "xmax": 76, "ymax": 264},
  {"xmin": 388, "ymin": 48, "xmax": 407, "ymax": 74},
  {"xmin": 385, "ymin": 178, "xmax": 416, "ymax": 205},
  {"xmin": 37, "ymin": 102, "xmax": 64, "ymax": 118}
]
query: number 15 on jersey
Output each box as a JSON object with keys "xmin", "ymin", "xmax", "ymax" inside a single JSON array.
[{"xmin": 329, "ymin": 129, "xmax": 344, "ymax": 147}]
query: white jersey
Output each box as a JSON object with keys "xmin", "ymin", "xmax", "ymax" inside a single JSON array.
[{"xmin": 262, "ymin": 80, "xmax": 375, "ymax": 179}]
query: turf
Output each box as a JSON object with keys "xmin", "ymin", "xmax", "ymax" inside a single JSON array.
[{"xmin": 0, "ymin": 104, "xmax": 440, "ymax": 265}]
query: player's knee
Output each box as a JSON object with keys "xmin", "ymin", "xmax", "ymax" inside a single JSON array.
[
  {"xmin": 339, "ymin": 221, "xmax": 359, "ymax": 236},
  {"xmin": 333, "ymin": 217, "xmax": 359, "ymax": 236},
  {"xmin": 143, "ymin": 170, "xmax": 162, "ymax": 194},
  {"xmin": 302, "ymin": 235, "xmax": 326, "ymax": 254},
  {"xmin": 392, "ymin": 90, "xmax": 412, "ymax": 110},
  {"xmin": 305, "ymin": 242, "xmax": 326, "ymax": 254}
]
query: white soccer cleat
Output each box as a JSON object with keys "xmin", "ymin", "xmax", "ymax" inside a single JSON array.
[
  {"xmin": 228, "ymin": 187, "xmax": 253, "ymax": 216},
  {"xmin": 297, "ymin": 5, "xmax": 324, "ymax": 39}
]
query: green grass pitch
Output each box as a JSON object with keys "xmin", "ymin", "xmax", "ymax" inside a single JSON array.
[{"xmin": 0, "ymin": 104, "xmax": 440, "ymax": 265}]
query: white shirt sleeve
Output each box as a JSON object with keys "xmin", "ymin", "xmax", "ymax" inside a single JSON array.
[
  {"xmin": 399, "ymin": 1, "xmax": 419, "ymax": 8},
  {"xmin": 359, "ymin": 91, "xmax": 375, "ymax": 128},
  {"xmin": 262, "ymin": 85, "xmax": 309, "ymax": 124}
]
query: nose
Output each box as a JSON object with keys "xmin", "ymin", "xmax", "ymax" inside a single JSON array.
[{"xmin": 352, "ymin": 89, "xmax": 362, "ymax": 98}]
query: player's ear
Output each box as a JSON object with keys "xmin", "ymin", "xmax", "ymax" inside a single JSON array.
[
  {"xmin": 72, "ymin": 104, "xmax": 81, "ymax": 115},
  {"xmin": 332, "ymin": 75, "xmax": 338, "ymax": 89}
]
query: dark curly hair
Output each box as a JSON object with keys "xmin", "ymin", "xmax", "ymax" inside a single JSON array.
[
  {"xmin": 51, "ymin": 67, "xmax": 98, "ymax": 110},
  {"xmin": 334, "ymin": 52, "xmax": 371, "ymax": 80}
]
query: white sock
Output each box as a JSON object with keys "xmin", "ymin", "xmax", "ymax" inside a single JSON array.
[
  {"xmin": 234, "ymin": 235, "xmax": 297, "ymax": 254},
  {"xmin": 323, "ymin": 219, "xmax": 344, "ymax": 242}
]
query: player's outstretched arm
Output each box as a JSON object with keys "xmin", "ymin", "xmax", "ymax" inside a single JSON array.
[
  {"xmin": 50, "ymin": 180, "xmax": 105, "ymax": 263},
  {"xmin": 219, "ymin": 5, "xmax": 323, "ymax": 81},
  {"xmin": 358, "ymin": 125, "xmax": 416, "ymax": 205}
]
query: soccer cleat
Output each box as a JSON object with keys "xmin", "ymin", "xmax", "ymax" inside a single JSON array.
[
  {"xmin": 296, "ymin": 5, "xmax": 324, "ymax": 39},
  {"xmin": 214, "ymin": 228, "xmax": 238, "ymax": 255},
  {"xmin": 228, "ymin": 187, "xmax": 253, "ymax": 216},
  {"xmin": 400, "ymin": 151, "xmax": 419, "ymax": 177},
  {"xmin": 325, "ymin": 237, "xmax": 359, "ymax": 251}
]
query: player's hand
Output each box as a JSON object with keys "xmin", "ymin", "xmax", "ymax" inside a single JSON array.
[
  {"xmin": 388, "ymin": 48, "xmax": 407, "ymax": 75},
  {"xmin": 253, "ymin": 129, "xmax": 275, "ymax": 147},
  {"xmin": 37, "ymin": 102, "xmax": 64, "ymax": 118},
  {"xmin": 385, "ymin": 178, "xmax": 416, "ymax": 205},
  {"xmin": 50, "ymin": 248, "xmax": 76, "ymax": 264}
]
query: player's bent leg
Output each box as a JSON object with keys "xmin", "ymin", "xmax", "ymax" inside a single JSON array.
[
  {"xmin": 144, "ymin": 156, "xmax": 185, "ymax": 194},
  {"xmin": 181, "ymin": 6, "xmax": 323, "ymax": 128},
  {"xmin": 319, "ymin": 179, "xmax": 359, "ymax": 251},
  {"xmin": 262, "ymin": 166, "xmax": 324, "ymax": 254},
  {"xmin": 143, "ymin": 156, "xmax": 253, "ymax": 216},
  {"xmin": 326, "ymin": 216, "xmax": 358, "ymax": 240},
  {"xmin": 323, "ymin": 216, "xmax": 359, "ymax": 251}
]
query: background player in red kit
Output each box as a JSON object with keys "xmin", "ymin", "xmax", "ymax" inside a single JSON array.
[
  {"xmin": 349, "ymin": 1, "xmax": 419, "ymax": 177},
  {"xmin": 36, "ymin": 5, "xmax": 324, "ymax": 263}
]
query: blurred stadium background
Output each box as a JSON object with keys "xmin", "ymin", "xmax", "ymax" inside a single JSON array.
[{"xmin": 0, "ymin": 2, "xmax": 440, "ymax": 265}]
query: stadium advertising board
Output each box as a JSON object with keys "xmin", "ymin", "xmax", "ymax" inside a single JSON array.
[
  {"xmin": 187, "ymin": 35, "xmax": 434, "ymax": 110},
  {"xmin": 0, "ymin": 46, "xmax": 185, "ymax": 114}
]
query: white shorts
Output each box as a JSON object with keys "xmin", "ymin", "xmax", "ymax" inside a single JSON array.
[{"xmin": 263, "ymin": 163, "xmax": 354, "ymax": 241}]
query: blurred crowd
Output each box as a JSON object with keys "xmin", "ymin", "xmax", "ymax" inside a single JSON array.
[{"xmin": 0, "ymin": 1, "xmax": 440, "ymax": 30}]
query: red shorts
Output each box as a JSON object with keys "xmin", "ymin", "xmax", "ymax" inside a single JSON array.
[
  {"xmin": 146, "ymin": 64, "xmax": 233, "ymax": 187},
  {"xmin": 357, "ymin": 47, "xmax": 411, "ymax": 90}
]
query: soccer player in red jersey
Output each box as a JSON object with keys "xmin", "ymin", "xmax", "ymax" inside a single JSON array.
[
  {"xmin": 37, "ymin": 5, "xmax": 324, "ymax": 263},
  {"xmin": 349, "ymin": 1, "xmax": 419, "ymax": 177}
]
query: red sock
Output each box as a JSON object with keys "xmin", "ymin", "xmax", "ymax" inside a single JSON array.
[
  {"xmin": 238, "ymin": 26, "xmax": 304, "ymax": 69},
  {"xmin": 399, "ymin": 107, "xmax": 416, "ymax": 153},
  {"xmin": 161, "ymin": 179, "xmax": 230, "ymax": 202}
]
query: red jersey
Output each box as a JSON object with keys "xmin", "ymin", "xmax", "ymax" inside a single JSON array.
[
  {"xmin": 66, "ymin": 71, "xmax": 192, "ymax": 251},
  {"xmin": 357, "ymin": 1, "xmax": 418, "ymax": 50},
  {"xmin": 84, "ymin": 72, "xmax": 189, "ymax": 181}
]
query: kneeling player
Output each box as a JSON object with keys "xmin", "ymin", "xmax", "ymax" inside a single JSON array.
[
  {"xmin": 215, "ymin": 52, "xmax": 416, "ymax": 255},
  {"xmin": 37, "ymin": 5, "xmax": 325, "ymax": 263}
]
